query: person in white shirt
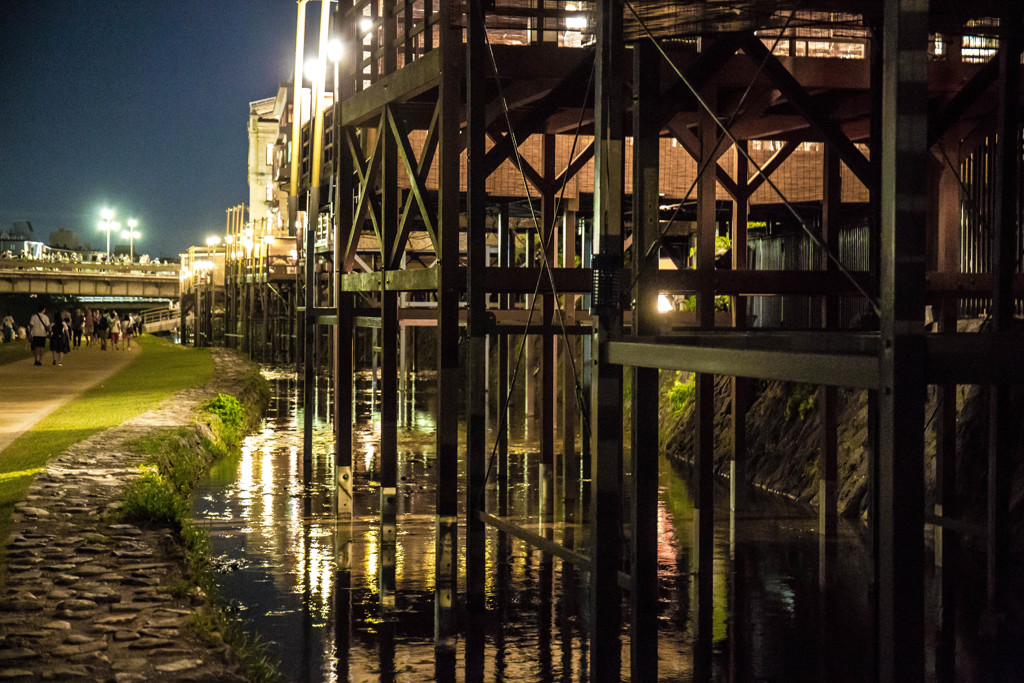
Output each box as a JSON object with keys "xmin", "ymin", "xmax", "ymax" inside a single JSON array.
[{"xmin": 28, "ymin": 305, "xmax": 50, "ymax": 366}]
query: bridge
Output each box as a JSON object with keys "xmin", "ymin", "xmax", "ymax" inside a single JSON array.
[{"xmin": 0, "ymin": 258, "xmax": 179, "ymax": 300}]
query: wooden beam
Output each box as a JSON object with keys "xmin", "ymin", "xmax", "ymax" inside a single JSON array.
[{"xmin": 740, "ymin": 35, "xmax": 873, "ymax": 187}]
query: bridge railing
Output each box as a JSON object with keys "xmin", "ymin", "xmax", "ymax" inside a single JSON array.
[{"xmin": 0, "ymin": 257, "xmax": 179, "ymax": 277}]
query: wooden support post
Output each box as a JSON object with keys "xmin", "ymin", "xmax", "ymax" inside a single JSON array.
[
  {"xmin": 820, "ymin": 144, "xmax": 841, "ymax": 589},
  {"xmin": 498, "ymin": 204, "xmax": 511, "ymax": 520},
  {"xmin": 434, "ymin": 13, "xmax": 461, "ymax": 652},
  {"xmin": 930, "ymin": 145, "xmax": 960, "ymax": 679},
  {"xmin": 302, "ymin": 0, "xmax": 333, "ymax": 481},
  {"xmin": 561, "ymin": 207, "xmax": 579, "ymax": 550},
  {"xmin": 581, "ymin": 216, "xmax": 593, "ymax": 487},
  {"xmin": 335, "ymin": 108, "xmax": 355, "ymax": 518},
  {"xmin": 731, "ymin": 140, "xmax": 750, "ymax": 521},
  {"xmin": 466, "ymin": 0, "xmax": 488, "ymax": 613},
  {"xmin": 525, "ymin": 228, "xmax": 536, "ymax": 419},
  {"xmin": 877, "ymin": 1, "xmax": 928, "ymax": 679},
  {"xmin": 540, "ymin": 134, "xmax": 556, "ymax": 553},
  {"xmin": 692, "ymin": 86, "xmax": 718, "ymax": 680},
  {"xmin": 380, "ymin": 107, "xmax": 399, "ymax": 608},
  {"xmin": 985, "ymin": 7, "xmax": 1021, "ymax": 657},
  {"xmin": 630, "ymin": 39, "xmax": 659, "ymax": 683},
  {"xmin": 590, "ymin": 0, "xmax": 625, "ymax": 676}
]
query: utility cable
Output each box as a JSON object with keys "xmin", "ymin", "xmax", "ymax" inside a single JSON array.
[{"xmin": 623, "ymin": 0, "xmax": 881, "ymax": 316}]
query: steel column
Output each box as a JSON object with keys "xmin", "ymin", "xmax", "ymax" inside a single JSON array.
[
  {"xmin": 820, "ymin": 144, "xmax": 841, "ymax": 588},
  {"xmin": 466, "ymin": 0, "xmax": 489, "ymax": 613},
  {"xmin": 434, "ymin": 10, "xmax": 461, "ymax": 652},
  {"xmin": 629, "ymin": 38, "xmax": 659, "ymax": 683},
  {"xmin": 985, "ymin": 5, "xmax": 1021, "ymax": 654},
  {"xmin": 876, "ymin": 1, "xmax": 929, "ymax": 679},
  {"xmin": 731, "ymin": 140, "xmax": 750, "ymax": 518},
  {"xmin": 589, "ymin": 0, "xmax": 625, "ymax": 675},
  {"xmin": 692, "ymin": 84, "xmax": 718, "ymax": 679}
]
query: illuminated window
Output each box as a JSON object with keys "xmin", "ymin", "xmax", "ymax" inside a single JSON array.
[{"xmin": 266, "ymin": 143, "xmax": 274, "ymax": 165}]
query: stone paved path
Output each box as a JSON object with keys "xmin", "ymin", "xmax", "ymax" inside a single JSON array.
[{"xmin": 0, "ymin": 348, "xmax": 253, "ymax": 681}]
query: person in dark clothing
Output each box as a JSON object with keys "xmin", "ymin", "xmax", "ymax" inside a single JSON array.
[{"xmin": 50, "ymin": 318, "xmax": 70, "ymax": 366}]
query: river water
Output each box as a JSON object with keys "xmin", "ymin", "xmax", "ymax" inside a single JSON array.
[{"xmin": 194, "ymin": 369, "xmax": 880, "ymax": 681}]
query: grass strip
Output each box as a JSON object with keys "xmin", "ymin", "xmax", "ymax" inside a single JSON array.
[
  {"xmin": 120, "ymin": 389, "xmax": 278, "ymax": 681},
  {"xmin": 0, "ymin": 335, "xmax": 213, "ymax": 543},
  {"xmin": 0, "ymin": 343, "xmax": 28, "ymax": 367}
]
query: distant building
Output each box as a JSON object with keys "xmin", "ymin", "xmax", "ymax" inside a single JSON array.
[
  {"xmin": 3, "ymin": 220, "xmax": 33, "ymax": 240},
  {"xmin": 49, "ymin": 228, "xmax": 81, "ymax": 250},
  {"xmin": 248, "ymin": 89, "xmax": 290, "ymax": 230}
]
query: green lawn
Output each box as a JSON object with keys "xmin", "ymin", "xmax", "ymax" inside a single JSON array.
[
  {"xmin": 0, "ymin": 343, "xmax": 28, "ymax": 367},
  {"xmin": 0, "ymin": 335, "xmax": 213, "ymax": 548}
]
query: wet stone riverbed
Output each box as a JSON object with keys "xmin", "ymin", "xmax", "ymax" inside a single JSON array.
[{"xmin": 193, "ymin": 369, "xmax": 879, "ymax": 681}]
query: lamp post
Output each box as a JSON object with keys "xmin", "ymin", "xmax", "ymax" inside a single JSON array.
[
  {"xmin": 97, "ymin": 208, "xmax": 118, "ymax": 262},
  {"xmin": 121, "ymin": 218, "xmax": 140, "ymax": 263}
]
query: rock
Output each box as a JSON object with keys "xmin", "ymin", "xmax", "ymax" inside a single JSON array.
[
  {"xmin": 153, "ymin": 658, "xmax": 203, "ymax": 673},
  {"xmin": 41, "ymin": 621, "xmax": 72, "ymax": 631}
]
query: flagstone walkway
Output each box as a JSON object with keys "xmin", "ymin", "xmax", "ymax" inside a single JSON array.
[{"xmin": 0, "ymin": 348, "xmax": 253, "ymax": 682}]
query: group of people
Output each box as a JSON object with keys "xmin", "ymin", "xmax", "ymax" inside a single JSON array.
[{"xmin": 20, "ymin": 305, "xmax": 143, "ymax": 366}]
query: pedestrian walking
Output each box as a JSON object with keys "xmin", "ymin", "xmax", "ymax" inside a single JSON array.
[
  {"xmin": 95, "ymin": 309, "xmax": 109, "ymax": 350},
  {"xmin": 50, "ymin": 318, "xmax": 70, "ymax": 366},
  {"xmin": 72, "ymin": 308, "xmax": 84, "ymax": 349},
  {"xmin": 28, "ymin": 305, "xmax": 50, "ymax": 366},
  {"xmin": 121, "ymin": 314, "xmax": 133, "ymax": 351},
  {"xmin": 109, "ymin": 311, "xmax": 121, "ymax": 350},
  {"xmin": 84, "ymin": 308, "xmax": 94, "ymax": 347}
]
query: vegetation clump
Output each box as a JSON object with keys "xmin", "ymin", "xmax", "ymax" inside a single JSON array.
[
  {"xmin": 667, "ymin": 372, "xmax": 696, "ymax": 413},
  {"xmin": 785, "ymin": 382, "xmax": 818, "ymax": 421},
  {"xmin": 117, "ymin": 366, "xmax": 278, "ymax": 682}
]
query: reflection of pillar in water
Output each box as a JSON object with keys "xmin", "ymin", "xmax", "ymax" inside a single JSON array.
[
  {"xmin": 465, "ymin": 614, "xmax": 486, "ymax": 683},
  {"xmin": 380, "ymin": 486, "xmax": 397, "ymax": 608},
  {"xmin": 728, "ymin": 540, "xmax": 747, "ymax": 681},
  {"xmin": 494, "ymin": 534, "xmax": 509, "ymax": 679},
  {"xmin": 333, "ymin": 522, "xmax": 352, "ymax": 681},
  {"xmin": 434, "ymin": 515, "xmax": 457, "ymax": 650},
  {"xmin": 538, "ymin": 553, "xmax": 554, "ymax": 680}
]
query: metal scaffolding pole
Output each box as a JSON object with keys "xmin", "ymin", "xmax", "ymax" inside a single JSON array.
[
  {"xmin": 589, "ymin": 0, "xmax": 625, "ymax": 676},
  {"xmin": 629, "ymin": 38, "xmax": 660, "ymax": 683},
  {"xmin": 876, "ymin": 0, "xmax": 929, "ymax": 679}
]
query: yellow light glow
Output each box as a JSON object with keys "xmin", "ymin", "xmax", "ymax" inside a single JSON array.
[
  {"xmin": 328, "ymin": 39, "xmax": 344, "ymax": 63},
  {"xmin": 658, "ymin": 294, "xmax": 673, "ymax": 313}
]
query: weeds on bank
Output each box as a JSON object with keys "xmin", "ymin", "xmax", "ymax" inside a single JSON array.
[{"xmin": 119, "ymin": 392, "xmax": 279, "ymax": 682}]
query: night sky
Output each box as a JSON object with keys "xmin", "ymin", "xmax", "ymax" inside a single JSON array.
[{"xmin": 1, "ymin": 1, "xmax": 312, "ymax": 259}]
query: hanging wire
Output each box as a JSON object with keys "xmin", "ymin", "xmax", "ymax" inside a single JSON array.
[
  {"xmin": 623, "ymin": 4, "xmax": 805, "ymax": 303},
  {"xmin": 470, "ymin": 2, "xmax": 598, "ymax": 494},
  {"xmin": 623, "ymin": 0, "xmax": 881, "ymax": 317}
]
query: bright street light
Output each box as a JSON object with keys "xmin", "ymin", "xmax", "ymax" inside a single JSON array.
[
  {"xmin": 206, "ymin": 235, "xmax": 221, "ymax": 248},
  {"xmin": 328, "ymin": 39, "xmax": 344, "ymax": 63},
  {"xmin": 98, "ymin": 208, "xmax": 118, "ymax": 261},
  {"xmin": 121, "ymin": 218, "xmax": 140, "ymax": 263}
]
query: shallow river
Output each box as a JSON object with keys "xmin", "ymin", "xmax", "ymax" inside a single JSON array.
[{"xmin": 194, "ymin": 369, "xmax": 883, "ymax": 681}]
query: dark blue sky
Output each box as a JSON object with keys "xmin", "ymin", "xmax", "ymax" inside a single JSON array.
[{"xmin": 1, "ymin": 1, "xmax": 306, "ymax": 259}]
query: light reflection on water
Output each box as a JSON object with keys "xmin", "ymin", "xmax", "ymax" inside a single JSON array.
[{"xmin": 193, "ymin": 369, "xmax": 876, "ymax": 681}]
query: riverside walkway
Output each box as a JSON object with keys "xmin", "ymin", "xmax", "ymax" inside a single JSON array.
[
  {"xmin": 0, "ymin": 347, "xmax": 252, "ymax": 681},
  {"xmin": 0, "ymin": 344, "xmax": 135, "ymax": 454}
]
